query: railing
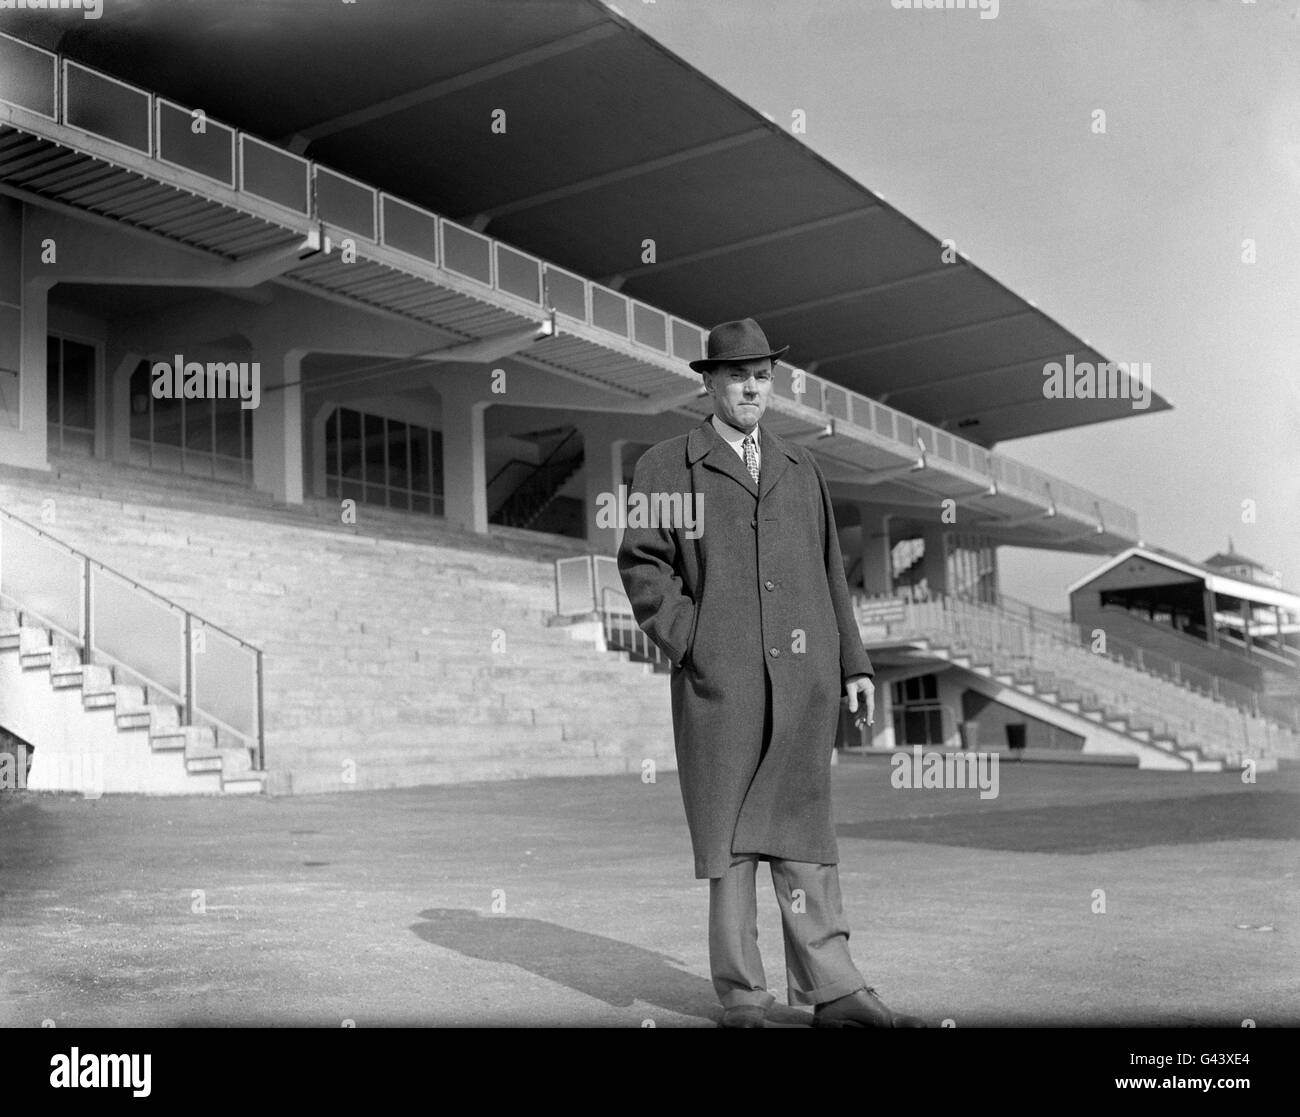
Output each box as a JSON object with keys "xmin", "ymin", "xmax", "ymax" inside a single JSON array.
[
  {"xmin": 554, "ymin": 554, "xmax": 624, "ymax": 617},
  {"xmin": 491, "ymin": 430, "xmax": 584, "ymax": 529},
  {"xmin": 0, "ymin": 508, "xmax": 264, "ymax": 768},
  {"xmin": 600, "ymin": 587, "xmax": 667, "ymax": 671},
  {"xmin": 0, "ymin": 30, "xmax": 1141, "ymax": 545},
  {"xmin": 857, "ymin": 591, "xmax": 1298, "ymax": 761}
]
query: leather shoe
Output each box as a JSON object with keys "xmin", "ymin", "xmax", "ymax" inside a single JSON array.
[
  {"xmin": 718, "ymin": 1004, "xmax": 766, "ymax": 1028},
  {"xmin": 812, "ymin": 986, "xmax": 925, "ymax": 1028}
]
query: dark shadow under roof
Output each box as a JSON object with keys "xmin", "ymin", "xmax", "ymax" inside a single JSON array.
[{"xmin": 5, "ymin": 0, "xmax": 1171, "ymax": 447}]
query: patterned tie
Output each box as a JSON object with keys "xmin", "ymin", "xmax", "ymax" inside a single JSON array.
[{"xmin": 743, "ymin": 433, "xmax": 760, "ymax": 486}]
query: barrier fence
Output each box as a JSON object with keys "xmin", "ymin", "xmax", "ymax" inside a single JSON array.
[{"xmin": 0, "ymin": 508, "xmax": 264, "ymax": 768}]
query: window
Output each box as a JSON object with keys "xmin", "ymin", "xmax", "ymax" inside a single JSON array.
[
  {"xmin": 325, "ymin": 406, "xmax": 443, "ymax": 516},
  {"xmin": 47, "ymin": 336, "xmax": 97, "ymax": 454},
  {"xmin": 128, "ymin": 359, "xmax": 253, "ymax": 482},
  {"xmin": 891, "ymin": 673, "xmax": 946, "ymax": 745}
]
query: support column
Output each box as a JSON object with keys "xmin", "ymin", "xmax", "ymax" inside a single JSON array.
[
  {"xmin": 857, "ymin": 507, "xmax": 893, "ymax": 596},
  {"xmin": 0, "ymin": 200, "xmax": 52, "ymax": 470},
  {"xmin": 918, "ymin": 523, "xmax": 949, "ymax": 599},
  {"xmin": 575, "ymin": 414, "xmax": 628, "ymax": 555},
  {"xmin": 869, "ymin": 675, "xmax": 895, "ymax": 750},
  {"xmin": 437, "ymin": 369, "xmax": 489, "ymax": 534},
  {"xmin": 1202, "ymin": 588, "xmax": 1219, "ymax": 647},
  {"xmin": 251, "ymin": 347, "xmax": 304, "ymax": 505},
  {"xmin": 104, "ymin": 346, "xmax": 141, "ymax": 464}
]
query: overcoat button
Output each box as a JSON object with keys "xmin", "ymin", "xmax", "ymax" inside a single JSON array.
[
  {"xmin": 769, "ymin": 647, "xmax": 780, "ymax": 657},
  {"xmin": 764, "ymin": 580, "xmax": 775, "ymax": 591},
  {"xmin": 750, "ymin": 518, "xmax": 757, "ymax": 528}
]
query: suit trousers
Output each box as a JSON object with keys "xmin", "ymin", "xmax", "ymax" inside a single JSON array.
[{"xmin": 709, "ymin": 853, "xmax": 868, "ymax": 1008}]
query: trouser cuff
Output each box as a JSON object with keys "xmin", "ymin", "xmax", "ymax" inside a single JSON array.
[
  {"xmin": 788, "ymin": 976, "xmax": 866, "ymax": 1007},
  {"xmin": 719, "ymin": 988, "xmax": 777, "ymax": 1010}
]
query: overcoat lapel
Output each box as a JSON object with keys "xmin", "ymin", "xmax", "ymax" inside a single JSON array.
[
  {"xmin": 756, "ymin": 427, "xmax": 798, "ymax": 503},
  {"xmin": 686, "ymin": 420, "xmax": 757, "ymax": 497}
]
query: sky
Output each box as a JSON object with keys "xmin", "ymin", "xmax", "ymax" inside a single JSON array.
[{"xmin": 621, "ymin": 0, "xmax": 1300, "ymax": 610}]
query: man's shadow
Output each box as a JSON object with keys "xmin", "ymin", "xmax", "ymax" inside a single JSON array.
[{"xmin": 411, "ymin": 908, "xmax": 810, "ymax": 1026}]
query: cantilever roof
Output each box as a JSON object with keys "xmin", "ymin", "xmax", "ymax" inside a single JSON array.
[
  {"xmin": 4, "ymin": 0, "xmax": 1171, "ymax": 448},
  {"xmin": 1068, "ymin": 547, "xmax": 1300, "ymax": 611}
]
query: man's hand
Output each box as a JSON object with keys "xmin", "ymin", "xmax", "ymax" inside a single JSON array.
[{"xmin": 845, "ymin": 674, "xmax": 875, "ymax": 728}]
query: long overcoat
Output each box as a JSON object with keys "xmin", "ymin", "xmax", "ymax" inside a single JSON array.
[{"xmin": 617, "ymin": 418, "xmax": 873, "ymax": 879}]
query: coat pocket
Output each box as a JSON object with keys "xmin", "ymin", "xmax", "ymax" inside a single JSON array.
[{"xmin": 681, "ymin": 598, "xmax": 702, "ymax": 665}]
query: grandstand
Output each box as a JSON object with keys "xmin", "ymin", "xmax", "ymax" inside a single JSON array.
[{"xmin": 1, "ymin": 1, "xmax": 1295, "ymax": 796}]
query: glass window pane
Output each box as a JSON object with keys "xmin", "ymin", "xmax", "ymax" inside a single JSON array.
[
  {"xmin": 409, "ymin": 426, "xmax": 429, "ymax": 493},
  {"xmin": 340, "ymin": 409, "xmax": 362, "ymax": 481},
  {"xmin": 214, "ymin": 399, "xmax": 241, "ymax": 458},
  {"xmin": 325, "ymin": 409, "xmax": 339, "ymax": 477},
  {"xmin": 153, "ymin": 391, "xmax": 183, "ymax": 447},
  {"xmin": 388, "ymin": 421, "xmax": 409, "ymax": 490},
  {"xmin": 130, "ymin": 360, "xmax": 152, "ymax": 442},
  {"xmin": 186, "ymin": 394, "xmax": 213, "ymax": 451},
  {"xmin": 430, "ymin": 429, "xmax": 444, "ymax": 497},
  {"xmin": 363, "ymin": 413, "xmax": 384, "ymax": 486}
]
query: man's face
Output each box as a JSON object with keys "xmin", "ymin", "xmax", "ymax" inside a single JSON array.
[{"xmin": 703, "ymin": 358, "xmax": 773, "ymax": 434}]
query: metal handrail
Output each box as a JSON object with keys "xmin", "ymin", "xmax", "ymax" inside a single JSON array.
[
  {"xmin": 858, "ymin": 589, "xmax": 1297, "ymax": 734},
  {"xmin": 0, "ymin": 506, "xmax": 265, "ymax": 769},
  {"xmin": 600, "ymin": 585, "xmax": 665, "ymax": 670}
]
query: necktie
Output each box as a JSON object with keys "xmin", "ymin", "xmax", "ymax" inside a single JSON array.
[{"xmin": 743, "ymin": 433, "xmax": 759, "ymax": 485}]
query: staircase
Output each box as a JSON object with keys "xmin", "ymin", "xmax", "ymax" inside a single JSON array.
[
  {"xmin": 867, "ymin": 595, "xmax": 1299, "ymax": 772},
  {"xmin": 0, "ymin": 609, "xmax": 260, "ymax": 793},
  {"xmin": 0, "ymin": 455, "xmax": 675, "ymax": 795},
  {"xmin": 490, "ymin": 430, "xmax": 585, "ymax": 531}
]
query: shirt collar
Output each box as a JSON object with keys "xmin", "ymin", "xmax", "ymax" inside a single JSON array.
[{"xmin": 711, "ymin": 413, "xmax": 759, "ymax": 448}]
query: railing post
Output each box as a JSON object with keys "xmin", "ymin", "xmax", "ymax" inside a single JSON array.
[
  {"xmin": 256, "ymin": 647, "xmax": 265, "ymax": 771},
  {"xmin": 82, "ymin": 556, "xmax": 92, "ymax": 661},
  {"xmin": 183, "ymin": 613, "xmax": 194, "ymax": 728}
]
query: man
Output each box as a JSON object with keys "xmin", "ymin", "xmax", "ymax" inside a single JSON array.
[{"xmin": 618, "ymin": 318, "xmax": 923, "ymax": 1029}]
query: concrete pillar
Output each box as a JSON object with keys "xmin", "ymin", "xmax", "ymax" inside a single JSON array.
[
  {"xmin": 918, "ymin": 523, "xmax": 949, "ymax": 599},
  {"xmin": 437, "ymin": 371, "xmax": 489, "ymax": 533},
  {"xmin": 0, "ymin": 200, "xmax": 52, "ymax": 470},
  {"xmin": 251, "ymin": 347, "xmax": 304, "ymax": 504},
  {"xmin": 575, "ymin": 414, "xmax": 628, "ymax": 555},
  {"xmin": 105, "ymin": 346, "xmax": 140, "ymax": 464},
  {"xmin": 857, "ymin": 507, "xmax": 893, "ymax": 596},
  {"xmin": 309, "ymin": 401, "xmax": 335, "ymax": 501},
  {"xmin": 869, "ymin": 674, "xmax": 896, "ymax": 749}
]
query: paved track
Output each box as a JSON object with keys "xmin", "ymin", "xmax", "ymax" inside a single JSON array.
[{"xmin": 1, "ymin": 757, "xmax": 1295, "ymax": 1027}]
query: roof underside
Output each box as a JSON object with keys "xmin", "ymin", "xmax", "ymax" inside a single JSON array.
[{"xmin": 7, "ymin": 0, "xmax": 1171, "ymax": 449}]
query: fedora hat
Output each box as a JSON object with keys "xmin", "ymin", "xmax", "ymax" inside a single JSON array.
[{"xmin": 689, "ymin": 317, "xmax": 789, "ymax": 373}]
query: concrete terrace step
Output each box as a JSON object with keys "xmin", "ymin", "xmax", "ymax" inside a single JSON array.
[{"xmin": 1, "ymin": 457, "xmax": 673, "ymax": 795}]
